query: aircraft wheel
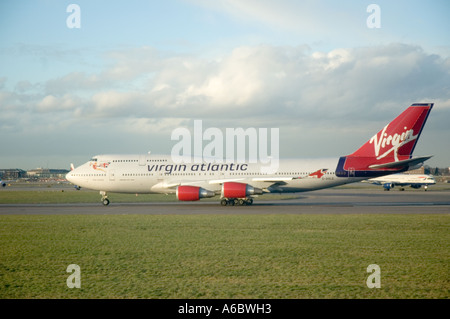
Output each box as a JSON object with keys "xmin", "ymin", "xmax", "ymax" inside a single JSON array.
[{"xmin": 102, "ymin": 198, "xmax": 110, "ymax": 206}]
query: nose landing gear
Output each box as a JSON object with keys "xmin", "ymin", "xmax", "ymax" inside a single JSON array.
[{"xmin": 100, "ymin": 191, "xmax": 110, "ymax": 206}]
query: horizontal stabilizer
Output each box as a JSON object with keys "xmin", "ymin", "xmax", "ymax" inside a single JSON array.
[{"xmin": 368, "ymin": 155, "xmax": 433, "ymax": 169}]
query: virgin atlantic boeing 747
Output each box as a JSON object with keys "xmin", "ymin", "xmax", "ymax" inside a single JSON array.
[{"xmin": 66, "ymin": 103, "xmax": 433, "ymax": 206}]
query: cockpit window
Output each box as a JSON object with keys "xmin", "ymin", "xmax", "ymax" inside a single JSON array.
[{"xmin": 90, "ymin": 158, "xmax": 98, "ymax": 162}]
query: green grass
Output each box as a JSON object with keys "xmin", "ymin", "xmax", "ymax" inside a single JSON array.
[
  {"xmin": 0, "ymin": 188, "xmax": 297, "ymax": 204},
  {"xmin": 0, "ymin": 214, "xmax": 448, "ymax": 298},
  {"xmin": 0, "ymin": 189, "xmax": 176, "ymax": 204}
]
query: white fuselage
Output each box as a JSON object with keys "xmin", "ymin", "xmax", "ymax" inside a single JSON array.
[
  {"xmin": 66, "ymin": 154, "xmax": 362, "ymax": 196},
  {"xmin": 368, "ymin": 174, "xmax": 436, "ymax": 186}
]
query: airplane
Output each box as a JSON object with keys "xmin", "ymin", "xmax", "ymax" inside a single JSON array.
[
  {"xmin": 367, "ymin": 173, "xmax": 436, "ymax": 191},
  {"xmin": 66, "ymin": 103, "xmax": 434, "ymax": 206}
]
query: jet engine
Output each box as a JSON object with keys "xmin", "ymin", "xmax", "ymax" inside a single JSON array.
[
  {"xmin": 221, "ymin": 182, "xmax": 263, "ymax": 198},
  {"xmin": 176, "ymin": 185, "xmax": 215, "ymax": 201}
]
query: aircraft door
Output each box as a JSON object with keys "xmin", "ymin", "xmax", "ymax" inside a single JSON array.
[
  {"xmin": 109, "ymin": 170, "xmax": 116, "ymax": 181},
  {"xmin": 139, "ymin": 155, "xmax": 146, "ymax": 166}
]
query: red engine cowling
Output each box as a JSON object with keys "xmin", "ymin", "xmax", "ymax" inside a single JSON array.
[
  {"xmin": 176, "ymin": 185, "xmax": 215, "ymax": 201},
  {"xmin": 221, "ymin": 182, "xmax": 263, "ymax": 198}
]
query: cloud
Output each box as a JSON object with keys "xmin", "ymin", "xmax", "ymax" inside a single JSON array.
[
  {"xmin": 44, "ymin": 73, "xmax": 106, "ymax": 95},
  {"xmin": 5, "ymin": 43, "xmax": 450, "ymax": 121},
  {"xmin": 1, "ymin": 43, "xmax": 449, "ymax": 166},
  {"xmin": 36, "ymin": 94, "xmax": 79, "ymax": 113}
]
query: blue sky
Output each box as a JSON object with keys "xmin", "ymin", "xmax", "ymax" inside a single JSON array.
[{"xmin": 0, "ymin": 0, "xmax": 449, "ymax": 169}]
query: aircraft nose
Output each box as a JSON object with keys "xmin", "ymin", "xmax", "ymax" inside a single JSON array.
[
  {"xmin": 65, "ymin": 171, "xmax": 74, "ymax": 183},
  {"xmin": 66, "ymin": 163, "xmax": 76, "ymax": 182}
]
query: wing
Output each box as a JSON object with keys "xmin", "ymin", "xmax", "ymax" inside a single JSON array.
[{"xmin": 150, "ymin": 168, "xmax": 330, "ymax": 197}]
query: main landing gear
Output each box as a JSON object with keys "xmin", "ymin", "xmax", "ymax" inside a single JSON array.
[
  {"xmin": 98, "ymin": 192, "xmax": 255, "ymax": 207},
  {"xmin": 220, "ymin": 197, "xmax": 254, "ymax": 206},
  {"xmin": 100, "ymin": 191, "xmax": 110, "ymax": 206}
]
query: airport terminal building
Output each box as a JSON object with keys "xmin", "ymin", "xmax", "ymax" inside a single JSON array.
[
  {"xmin": 0, "ymin": 168, "xmax": 69, "ymax": 180},
  {"xmin": 26, "ymin": 168, "xmax": 69, "ymax": 179}
]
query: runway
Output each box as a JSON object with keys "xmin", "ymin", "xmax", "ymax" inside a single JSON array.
[{"xmin": 1, "ymin": 188, "xmax": 449, "ymax": 215}]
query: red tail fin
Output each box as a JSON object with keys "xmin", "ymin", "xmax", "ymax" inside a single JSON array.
[
  {"xmin": 339, "ymin": 103, "xmax": 433, "ymax": 174},
  {"xmin": 351, "ymin": 103, "xmax": 433, "ymax": 160}
]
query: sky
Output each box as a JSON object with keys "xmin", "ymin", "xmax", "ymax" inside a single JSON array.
[{"xmin": 0, "ymin": 0, "xmax": 449, "ymax": 170}]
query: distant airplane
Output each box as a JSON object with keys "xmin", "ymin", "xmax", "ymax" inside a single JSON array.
[
  {"xmin": 66, "ymin": 103, "xmax": 434, "ymax": 206},
  {"xmin": 367, "ymin": 173, "xmax": 436, "ymax": 191}
]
